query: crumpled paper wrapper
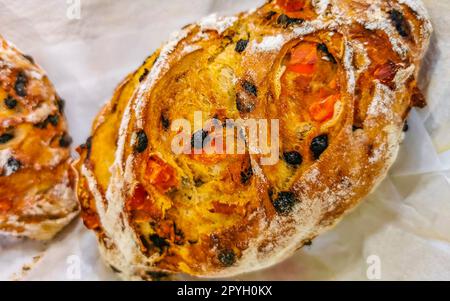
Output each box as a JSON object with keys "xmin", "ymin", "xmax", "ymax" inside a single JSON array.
[{"xmin": 0, "ymin": 0, "xmax": 449, "ymax": 281}]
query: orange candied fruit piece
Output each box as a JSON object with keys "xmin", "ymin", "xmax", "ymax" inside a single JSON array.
[
  {"xmin": 210, "ymin": 201, "xmax": 238, "ymax": 215},
  {"xmin": 126, "ymin": 184, "xmax": 162, "ymax": 222},
  {"xmin": 309, "ymin": 94, "xmax": 340, "ymax": 122},
  {"xmin": 144, "ymin": 155, "xmax": 178, "ymax": 193},
  {"xmin": 290, "ymin": 43, "xmax": 318, "ymax": 65},
  {"xmin": 287, "ymin": 63, "xmax": 316, "ymax": 74},
  {"xmin": 287, "ymin": 43, "xmax": 318, "ymax": 75},
  {"xmin": 0, "ymin": 198, "xmax": 12, "ymax": 213},
  {"xmin": 81, "ymin": 212, "xmax": 100, "ymax": 230},
  {"xmin": 276, "ymin": 0, "xmax": 306, "ymax": 12},
  {"xmin": 127, "ymin": 184, "xmax": 148, "ymax": 211}
]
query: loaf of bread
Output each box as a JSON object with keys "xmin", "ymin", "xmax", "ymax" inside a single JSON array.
[
  {"xmin": 74, "ymin": 0, "xmax": 432, "ymax": 280},
  {"xmin": 0, "ymin": 36, "xmax": 78, "ymax": 240}
]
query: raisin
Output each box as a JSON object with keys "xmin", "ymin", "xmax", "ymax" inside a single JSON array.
[
  {"xmin": 146, "ymin": 271, "xmax": 169, "ymax": 281},
  {"xmin": 242, "ymin": 80, "xmax": 258, "ymax": 96},
  {"xmin": 283, "ymin": 151, "xmax": 303, "ymax": 166},
  {"xmin": 218, "ymin": 249, "xmax": 236, "ymax": 267},
  {"xmin": 236, "ymin": 95, "xmax": 255, "ymax": 113},
  {"xmin": 6, "ymin": 157, "xmax": 21, "ymax": 174},
  {"xmin": 0, "ymin": 133, "xmax": 14, "ymax": 144},
  {"xmin": 134, "ymin": 130, "xmax": 148, "ymax": 153},
  {"xmin": 140, "ymin": 235, "xmax": 152, "ymax": 251},
  {"xmin": 403, "ymin": 121, "xmax": 409, "ymax": 132},
  {"xmin": 390, "ymin": 9, "xmax": 411, "ymax": 38},
  {"xmin": 352, "ymin": 125, "xmax": 363, "ymax": 132},
  {"xmin": 273, "ymin": 191, "xmax": 297, "ymax": 215},
  {"xmin": 277, "ymin": 14, "xmax": 304, "ymax": 27},
  {"xmin": 23, "ymin": 54, "xmax": 34, "ymax": 64},
  {"xmin": 310, "ymin": 134, "xmax": 328, "ymax": 160},
  {"xmin": 277, "ymin": 14, "xmax": 290, "ymax": 25},
  {"xmin": 82, "ymin": 136, "xmax": 93, "ymax": 159},
  {"xmin": 14, "ymin": 71, "xmax": 28, "ymax": 97},
  {"xmin": 160, "ymin": 112, "xmax": 170, "ymax": 130},
  {"xmin": 48, "ymin": 115, "xmax": 59, "ymax": 126},
  {"xmin": 265, "ymin": 11, "xmax": 277, "ymax": 20},
  {"xmin": 194, "ymin": 178, "xmax": 205, "ymax": 187},
  {"xmin": 149, "ymin": 234, "xmax": 170, "ymax": 254},
  {"xmin": 303, "ymin": 240, "xmax": 313, "ymax": 246},
  {"xmin": 317, "ymin": 43, "xmax": 336, "ymax": 64},
  {"xmin": 4, "ymin": 95, "xmax": 17, "ymax": 109},
  {"xmin": 191, "ymin": 130, "xmax": 209, "ymax": 149},
  {"xmin": 240, "ymin": 165, "xmax": 253, "ymax": 185},
  {"xmin": 57, "ymin": 98, "xmax": 65, "ymax": 113},
  {"xmin": 59, "ymin": 132, "xmax": 73, "ymax": 148},
  {"xmin": 235, "ymin": 39, "xmax": 249, "ymax": 53},
  {"xmin": 34, "ymin": 119, "xmax": 48, "ymax": 129},
  {"xmin": 139, "ymin": 68, "xmax": 149, "ymax": 82},
  {"xmin": 35, "ymin": 114, "xmax": 59, "ymax": 129},
  {"xmin": 110, "ymin": 265, "xmax": 122, "ymax": 273}
]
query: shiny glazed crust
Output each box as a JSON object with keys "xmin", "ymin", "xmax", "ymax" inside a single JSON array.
[
  {"xmin": 0, "ymin": 36, "xmax": 79, "ymax": 240},
  {"xmin": 74, "ymin": 0, "xmax": 432, "ymax": 280}
]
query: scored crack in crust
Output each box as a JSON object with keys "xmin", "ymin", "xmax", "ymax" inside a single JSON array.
[
  {"xmin": 0, "ymin": 36, "xmax": 79, "ymax": 240},
  {"xmin": 73, "ymin": 0, "xmax": 432, "ymax": 280}
]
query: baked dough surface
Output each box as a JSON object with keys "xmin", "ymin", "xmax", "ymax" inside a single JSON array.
[
  {"xmin": 0, "ymin": 36, "xmax": 78, "ymax": 240},
  {"xmin": 74, "ymin": 0, "xmax": 432, "ymax": 279}
]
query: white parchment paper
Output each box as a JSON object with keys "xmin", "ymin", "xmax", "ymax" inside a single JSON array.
[{"xmin": 0, "ymin": 0, "xmax": 449, "ymax": 281}]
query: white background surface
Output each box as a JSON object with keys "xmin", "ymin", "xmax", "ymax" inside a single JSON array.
[{"xmin": 0, "ymin": 0, "xmax": 449, "ymax": 281}]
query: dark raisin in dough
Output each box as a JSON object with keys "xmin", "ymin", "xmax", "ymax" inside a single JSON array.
[
  {"xmin": 390, "ymin": 9, "xmax": 411, "ymax": 38},
  {"xmin": 14, "ymin": 71, "xmax": 28, "ymax": 97},
  {"xmin": 235, "ymin": 39, "xmax": 249, "ymax": 53},
  {"xmin": 310, "ymin": 135, "xmax": 329, "ymax": 160},
  {"xmin": 135, "ymin": 130, "xmax": 148, "ymax": 153},
  {"xmin": 283, "ymin": 151, "xmax": 303, "ymax": 166},
  {"xmin": 242, "ymin": 80, "xmax": 258, "ymax": 96},
  {"xmin": 273, "ymin": 191, "xmax": 297, "ymax": 215},
  {"xmin": 6, "ymin": 157, "xmax": 22, "ymax": 174},
  {"xmin": 59, "ymin": 132, "xmax": 73, "ymax": 148},
  {"xmin": 218, "ymin": 249, "xmax": 236, "ymax": 267},
  {"xmin": 4, "ymin": 95, "xmax": 17, "ymax": 109},
  {"xmin": 0, "ymin": 133, "xmax": 14, "ymax": 144}
]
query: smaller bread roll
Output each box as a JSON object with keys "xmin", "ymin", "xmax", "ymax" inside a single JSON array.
[{"xmin": 0, "ymin": 36, "xmax": 79, "ymax": 240}]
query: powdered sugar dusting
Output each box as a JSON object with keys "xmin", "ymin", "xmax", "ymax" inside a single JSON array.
[
  {"xmin": 343, "ymin": 42, "xmax": 356, "ymax": 94},
  {"xmin": 398, "ymin": 0, "xmax": 430, "ymax": 20},
  {"xmin": 251, "ymin": 35, "xmax": 286, "ymax": 52},
  {"xmin": 359, "ymin": 3, "xmax": 409, "ymax": 57},
  {"xmin": 367, "ymin": 82, "xmax": 395, "ymax": 118},
  {"xmin": 394, "ymin": 65, "xmax": 415, "ymax": 88},
  {"xmin": 352, "ymin": 41, "xmax": 372, "ymax": 75},
  {"xmin": 180, "ymin": 44, "xmax": 202, "ymax": 56},
  {"xmin": 82, "ymin": 165, "xmax": 106, "ymax": 216},
  {"xmin": 198, "ymin": 13, "xmax": 238, "ymax": 35},
  {"xmin": 304, "ymin": 167, "xmax": 320, "ymax": 183},
  {"xmin": 312, "ymin": 0, "xmax": 330, "ymax": 15}
]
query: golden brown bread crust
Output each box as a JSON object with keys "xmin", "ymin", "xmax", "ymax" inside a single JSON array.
[
  {"xmin": 0, "ymin": 36, "xmax": 79, "ymax": 240},
  {"xmin": 74, "ymin": 0, "xmax": 432, "ymax": 279}
]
